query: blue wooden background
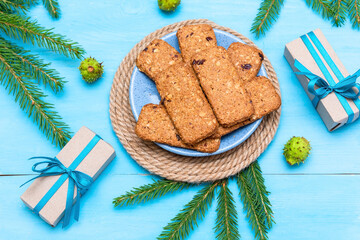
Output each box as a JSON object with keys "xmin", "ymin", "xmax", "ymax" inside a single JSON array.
[{"xmin": 1, "ymin": 0, "xmax": 360, "ymax": 239}]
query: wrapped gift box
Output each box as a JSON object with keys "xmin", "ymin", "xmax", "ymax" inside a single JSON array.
[
  {"xmin": 21, "ymin": 126, "xmax": 116, "ymax": 227},
  {"xmin": 284, "ymin": 29, "xmax": 360, "ymax": 131}
]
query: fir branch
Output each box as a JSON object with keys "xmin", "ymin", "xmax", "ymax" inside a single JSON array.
[
  {"xmin": 0, "ymin": 12, "xmax": 85, "ymax": 59},
  {"xmin": 158, "ymin": 182, "xmax": 219, "ymax": 240},
  {"xmin": 305, "ymin": 0, "xmax": 333, "ymax": 19},
  {"xmin": 0, "ymin": 0, "xmax": 29, "ymax": 14},
  {"xmin": 348, "ymin": 0, "xmax": 360, "ymax": 29},
  {"xmin": 251, "ymin": 0, "xmax": 284, "ymax": 38},
  {"xmin": 0, "ymin": 48, "xmax": 71, "ymax": 147},
  {"xmin": 0, "ymin": 36, "xmax": 64, "ymax": 92},
  {"xmin": 331, "ymin": 0, "xmax": 348, "ymax": 26},
  {"xmin": 214, "ymin": 180, "xmax": 240, "ymax": 240},
  {"xmin": 113, "ymin": 179, "xmax": 190, "ymax": 207},
  {"xmin": 238, "ymin": 174, "xmax": 267, "ymax": 240},
  {"xmin": 244, "ymin": 162, "xmax": 274, "ymax": 229},
  {"xmin": 236, "ymin": 162, "xmax": 274, "ymax": 240},
  {"xmin": 42, "ymin": 0, "xmax": 60, "ymax": 19}
]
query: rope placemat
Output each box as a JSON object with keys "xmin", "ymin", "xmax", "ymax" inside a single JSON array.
[{"xmin": 109, "ymin": 19, "xmax": 281, "ymax": 183}]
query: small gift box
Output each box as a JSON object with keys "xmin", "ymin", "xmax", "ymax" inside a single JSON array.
[
  {"xmin": 284, "ymin": 29, "xmax": 360, "ymax": 131},
  {"xmin": 21, "ymin": 126, "xmax": 116, "ymax": 227}
]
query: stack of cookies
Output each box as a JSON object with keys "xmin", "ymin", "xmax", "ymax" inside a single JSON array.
[{"xmin": 135, "ymin": 24, "xmax": 281, "ymax": 153}]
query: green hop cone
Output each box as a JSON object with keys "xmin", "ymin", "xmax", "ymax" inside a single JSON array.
[
  {"xmin": 79, "ymin": 57, "xmax": 104, "ymax": 83},
  {"xmin": 158, "ymin": 0, "xmax": 181, "ymax": 11},
  {"xmin": 283, "ymin": 136, "xmax": 311, "ymax": 165}
]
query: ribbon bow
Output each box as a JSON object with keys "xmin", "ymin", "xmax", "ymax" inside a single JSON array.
[
  {"xmin": 294, "ymin": 59, "xmax": 360, "ymax": 107},
  {"xmin": 21, "ymin": 156, "xmax": 93, "ymax": 228}
]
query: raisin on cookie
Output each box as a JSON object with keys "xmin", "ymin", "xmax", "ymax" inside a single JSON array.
[{"xmin": 227, "ymin": 42, "xmax": 264, "ymax": 82}]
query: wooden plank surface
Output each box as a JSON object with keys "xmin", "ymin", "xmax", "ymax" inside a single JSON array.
[
  {"xmin": 1, "ymin": 0, "xmax": 360, "ymax": 238},
  {"xmin": 2, "ymin": 175, "xmax": 360, "ymax": 239}
]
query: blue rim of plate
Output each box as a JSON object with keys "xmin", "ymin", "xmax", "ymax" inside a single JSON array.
[{"xmin": 129, "ymin": 29, "xmax": 265, "ymax": 157}]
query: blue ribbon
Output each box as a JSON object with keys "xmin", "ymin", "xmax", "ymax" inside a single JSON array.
[
  {"xmin": 21, "ymin": 135, "xmax": 101, "ymax": 228},
  {"xmin": 295, "ymin": 32, "xmax": 360, "ymax": 124},
  {"xmin": 294, "ymin": 60, "xmax": 360, "ymax": 107}
]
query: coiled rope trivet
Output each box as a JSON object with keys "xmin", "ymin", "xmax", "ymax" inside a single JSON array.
[{"xmin": 109, "ymin": 19, "xmax": 281, "ymax": 183}]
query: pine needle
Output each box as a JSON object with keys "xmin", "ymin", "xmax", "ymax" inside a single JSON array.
[
  {"xmin": 21, "ymin": 0, "xmax": 39, "ymax": 5},
  {"xmin": 237, "ymin": 162, "xmax": 274, "ymax": 240},
  {"xmin": 0, "ymin": 49, "xmax": 71, "ymax": 147},
  {"xmin": 348, "ymin": 0, "xmax": 360, "ymax": 29},
  {"xmin": 113, "ymin": 179, "xmax": 191, "ymax": 207},
  {"xmin": 158, "ymin": 182, "xmax": 219, "ymax": 240},
  {"xmin": 305, "ymin": 0, "xmax": 333, "ymax": 19},
  {"xmin": 214, "ymin": 180, "xmax": 240, "ymax": 240},
  {"xmin": 0, "ymin": 37, "xmax": 65, "ymax": 92},
  {"xmin": 0, "ymin": 12, "xmax": 84, "ymax": 59},
  {"xmin": 251, "ymin": 0, "xmax": 285, "ymax": 38},
  {"xmin": 42, "ymin": 0, "xmax": 60, "ymax": 19},
  {"xmin": 331, "ymin": 0, "xmax": 348, "ymax": 26}
]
